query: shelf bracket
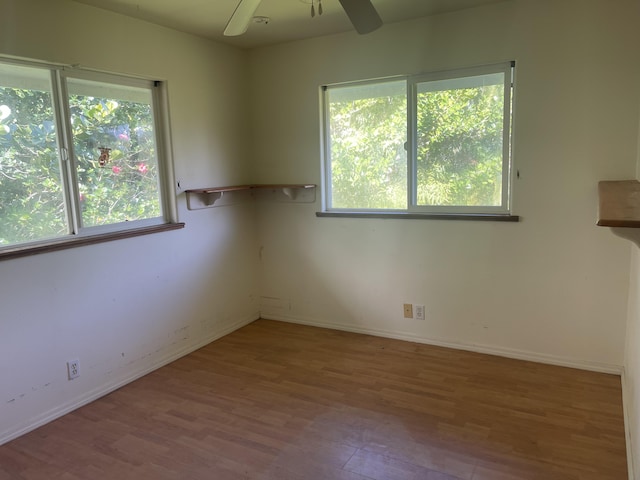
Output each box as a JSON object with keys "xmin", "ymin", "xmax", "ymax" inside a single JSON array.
[
  {"xmin": 610, "ymin": 227, "xmax": 640, "ymax": 248},
  {"xmin": 205, "ymin": 191, "xmax": 223, "ymax": 206},
  {"xmin": 281, "ymin": 187, "xmax": 296, "ymax": 200},
  {"xmin": 186, "ymin": 191, "xmax": 223, "ymax": 210}
]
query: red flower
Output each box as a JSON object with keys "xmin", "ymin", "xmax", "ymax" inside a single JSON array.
[
  {"xmin": 112, "ymin": 166, "xmax": 122, "ymax": 174},
  {"xmin": 137, "ymin": 163, "xmax": 148, "ymax": 174}
]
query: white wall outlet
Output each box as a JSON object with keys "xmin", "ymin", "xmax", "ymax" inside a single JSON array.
[
  {"xmin": 415, "ymin": 305, "xmax": 425, "ymax": 320},
  {"xmin": 403, "ymin": 303, "xmax": 413, "ymax": 319},
  {"xmin": 67, "ymin": 359, "xmax": 80, "ymax": 380}
]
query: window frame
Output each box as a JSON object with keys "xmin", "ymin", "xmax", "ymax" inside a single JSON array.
[
  {"xmin": 0, "ymin": 56, "xmax": 181, "ymax": 259},
  {"xmin": 320, "ymin": 61, "xmax": 516, "ymax": 220}
]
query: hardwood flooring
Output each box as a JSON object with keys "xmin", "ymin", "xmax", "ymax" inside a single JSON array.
[{"xmin": 0, "ymin": 319, "xmax": 628, "ymax": 479}]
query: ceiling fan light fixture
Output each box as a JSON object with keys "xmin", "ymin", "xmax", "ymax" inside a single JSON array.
[{"xmin": 252, "ymin": 15, "xmax": 270, "ymax": 24}]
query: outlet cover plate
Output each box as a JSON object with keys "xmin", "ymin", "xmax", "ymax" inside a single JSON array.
[{"xmin": 67, "ymin": 359, "xmax": 80, "ymax": 380}]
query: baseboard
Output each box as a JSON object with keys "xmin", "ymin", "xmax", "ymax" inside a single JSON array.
[
  {"xmin": 621, "ymin": 368, "xmax": 636, "ymax": 480},
  {"xmin": 261, "ymin": 313, "xmax": 624, "ymax": 375},
  {"xmin": 0, "ymin": 313, "xmax": 259, "ymax": 447}
]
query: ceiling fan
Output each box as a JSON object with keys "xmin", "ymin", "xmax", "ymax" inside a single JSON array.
[{"xmin": 224, "ymin": 0, "xmax": 382, "ymax": 36}]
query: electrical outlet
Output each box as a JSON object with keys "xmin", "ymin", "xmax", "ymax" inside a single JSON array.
[
  {"xmin": 403, "ymin": 303, "xmax": 413, "ymax": 318},
  {"xmin": 415, "ymin": 304, "xmax": 425, "ymax": 320},
  {"xmin": 67, "ymin": 359, "xmax": 80, "ymax": 380}
]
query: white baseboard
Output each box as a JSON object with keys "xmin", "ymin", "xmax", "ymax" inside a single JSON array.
[
  {"xmin": 261, "ymin": 313, "xmax": 624, "ymax": 375},
  {"xmin": 0, "ymin": 314, "xmax": 259, "ymax": 447},
  {"xmin": 621, "ymin": 369, "xmax": 636, "ymax": 480}
]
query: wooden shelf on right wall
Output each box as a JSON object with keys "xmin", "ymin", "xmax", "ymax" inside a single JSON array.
[{"xmin": 597, "ymin": 180, "xmax": 640, "ymax": 228}]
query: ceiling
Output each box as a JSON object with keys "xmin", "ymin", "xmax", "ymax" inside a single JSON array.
[{"xmin": 71, "ymin": 0, "xmax": 506, "ymax": 49}]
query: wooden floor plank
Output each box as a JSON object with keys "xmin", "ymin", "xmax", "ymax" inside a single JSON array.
[{"xmin": 0, "ymin": 319, "xmax": 628, "ymax": 479}]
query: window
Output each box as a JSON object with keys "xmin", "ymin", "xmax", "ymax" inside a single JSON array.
[
  {"xmin": 322, "ymin": 62, "xmax": 515, "ymax": 218},
  {"xmin": 0, "ymin": 59, "xmax": 178, "ymax": 254}
]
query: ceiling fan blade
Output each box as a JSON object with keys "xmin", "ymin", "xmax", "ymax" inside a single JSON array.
[
  {"xmin": 338, "ymin": 0, "xmax": 382, "ymax": 35},
  {"xmin": 224, "ymin": 0, "xmax": 262, "ymax": 36}
]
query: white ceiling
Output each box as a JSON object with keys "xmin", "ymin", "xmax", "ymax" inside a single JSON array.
[{"xmin": 71, "ymin": 0, "xmax": 505, "ymax": 49}]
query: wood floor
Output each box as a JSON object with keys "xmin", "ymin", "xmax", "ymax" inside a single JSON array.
[{"xmin": 0, "ymin": 320, "xmax": 628, "ymax": 479}]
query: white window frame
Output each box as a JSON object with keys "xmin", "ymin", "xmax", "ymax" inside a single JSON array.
[
  {"xmin": 321, "ymin": 61, "xmax": 515, "ymax": 218},
  {"xmin": 0, "ymin": 56, "xmax": 179, "ymax": 257}
]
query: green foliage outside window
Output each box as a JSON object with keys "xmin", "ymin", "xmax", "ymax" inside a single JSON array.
[
  {"xmin": 0, "ymin": 87, "xmax": 64, "ymax": 244},
  {"xmin": 0, "ymin": 81, "xmax": 161, "ymax": 246},
  {"xmin": 329, "ymin": 87, "xmax": 407, "ymax": 209},
  {"xmin": 69, "ymin": 91, "xmax": 161, "ymax": 228},
  {"xmin": 416, "ymin": 85, "xmax": 504, "ymax": 207}
]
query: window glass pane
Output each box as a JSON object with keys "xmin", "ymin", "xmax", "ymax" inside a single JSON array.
[
  {"xmin": 0, "ymin": 64, "xmax": 67, "ymax": 246},
  {"xmin": 415, "ymin": 72, "xmax": 505, "ymax": 207},
  {"xmin": 327, "ymin": 80, "xmax": 407, "ymax": 209},
  {"xmin": 67, "ymin": 77, "xmax": 162, "ymax": 228}
]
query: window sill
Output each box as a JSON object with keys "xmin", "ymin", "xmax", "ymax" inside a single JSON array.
[
  {"xmin": 0, "ymin": 222, "xmax": 185, "ymax": 262},
  {"xmin": 316, "ymin": 211, "xmax": 520, "ymax": 222}
]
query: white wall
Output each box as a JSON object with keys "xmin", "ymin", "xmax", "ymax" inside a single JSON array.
[
  {"xmin": 0, "ymin": 0, "xmax": 260, "ymax": 444},
  {"xmin": 626, "ymin": 245, "xmax": 640, "ymax": 477},
  {"xmin": 250, "ymin": 0, "xmax": 640, "ymax": 372},
  {"xmin": 623, "ymin": 41, "xmax": 640, "ymax": 478}
]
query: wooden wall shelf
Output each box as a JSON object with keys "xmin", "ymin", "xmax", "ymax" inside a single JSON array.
[
  {"xmin": 597, "ymin": 180, "xmax": 640, "ymax": 228},
  {"xmin": 184, "ymin": 184, "xmax": 316, "ymax": 210}
]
